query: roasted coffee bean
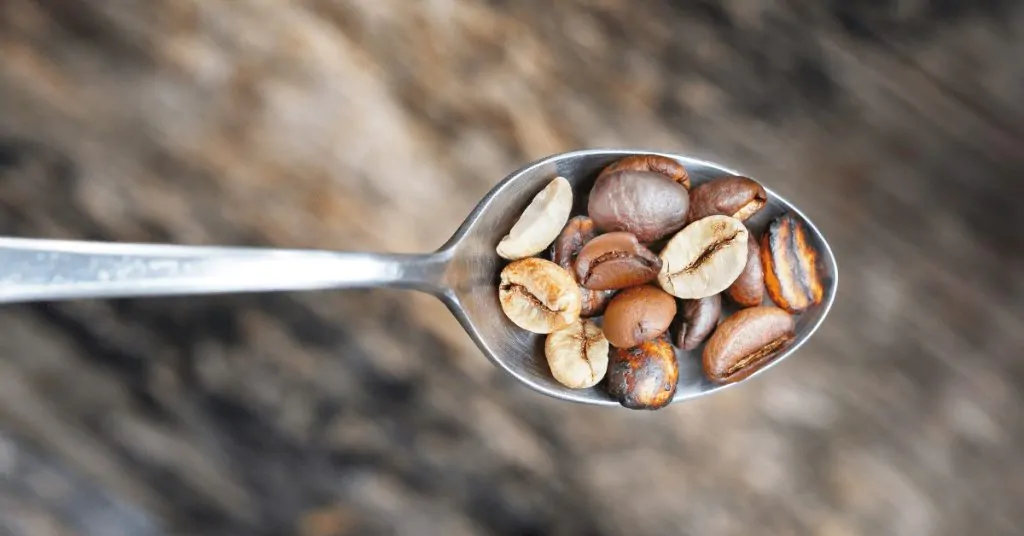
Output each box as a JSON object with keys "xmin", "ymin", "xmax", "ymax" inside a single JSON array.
[
  {"xmin": 575, "ymin": 232, "xmax": 662, "ymax": 291},
  {"xmin": 606, "ymin": 336, "xmax": 679, "ymax": 410},
  {"xmin": 499, "ymin": 257, "xmax": 582, "ymax": 333},
  {"xmin": 686, "ymin": 176, "xmax": 767, "ymax": 224},
  {"xmin": 598, "ymin": 154, "xmax": 691, "ymax": 190},
  {"xmin": 551, "ymin": 216, "xmax": 597, "ymax": 268},
  {"xmin": 673, "ymin": 294, "xmax": 722, "ymax": 351},
  {"xmin": 497, "ymin": 176, "xmax": 573, "ymax": 260},
  {"xmin": 703, "ymin": 306, "xmax": 795, "ymax": 385},
  {"xmin": 657, "ymin": 215, "xmax": 748, "ymax": 299},
  {"xmin": 725, "ymin": 232, "xmax": 764, "ymax": 308},
  {"xmin": 588, "ymin": 170, "xmax": 690, "ymax": 243},
  {"xmin": 579, "ymin": 286, "xmax": 615, "ymax": 318},
  {"xmin": 602, "ymin": 285, "xmax": 677, "ymax": 348},
  {"xmin": 551, "ymin": 216, "xmax": 615, "ymax": 317},
  {"xmin": 545, "ymin": 319, "xmax": 610, "ymax": 389},
  {"xmin": 760, "ymin": 213, "xmax": 824, "ymax": 313}
]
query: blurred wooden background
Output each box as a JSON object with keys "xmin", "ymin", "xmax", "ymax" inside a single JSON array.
[{"xmin": 1, "ymin": 1, "xmax": 1022, "ymax": 535}]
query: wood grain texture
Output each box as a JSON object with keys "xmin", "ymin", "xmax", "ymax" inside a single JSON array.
[{"xmin": 1, "ymin": 1, "xmax": 1023, "ymax": 535}]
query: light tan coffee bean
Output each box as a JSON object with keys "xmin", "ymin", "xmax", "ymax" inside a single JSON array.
[
  {"xmin": 545, "ymin": 319, "xmax": 610, "ymax": 389},
  {"xmin": 657, "ymin": 215, "xmax": 748, "ymax": 299},
  {"xmin": 499, "ymin": 257, "xmax": 582, "ymax": 333},
  {"xmin": 496, "ymin": 176, "xmax": 573, "ymax": 260}
]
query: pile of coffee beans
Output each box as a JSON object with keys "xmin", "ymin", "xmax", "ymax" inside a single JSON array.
[{"xmin": 496, "ymin": 155, "xmax": 823, "ymax": 410}]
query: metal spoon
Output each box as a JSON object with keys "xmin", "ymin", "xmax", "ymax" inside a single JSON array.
[{"xmin": 0, "ymin": 149, "xmax": 837, "ymax": 406}]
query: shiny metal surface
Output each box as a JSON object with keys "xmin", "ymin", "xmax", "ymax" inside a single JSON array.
[
  {"xmin": 0, "ymin": 239, "xmax": 452, "ymax": 301},
  {"xmin": 0, "ymin": 149, "xmax": 837, "ymax": 407}
]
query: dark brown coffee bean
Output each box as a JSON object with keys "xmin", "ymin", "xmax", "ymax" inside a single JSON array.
[
  {"xmin": 588, "ymin": 170, "xmax": 690, "ymax": 243},
  {"xmin": 673, "ymin": 294, "xmax": 722, "ymax": 351},
  {"xmin": 602, "ymin": 285, "xmax": 677, "ymax": 348},
  {"xmin": 703, "ymin": 306, "xmax": 795, "ymax": 385},
  {"xmin": 686, "ymin": 176, "xmax": 767, "ymax": 224},
  {"xmin": 579, "ymin": 287, "xmax": 615, "ymax": 318},
  {"xmin": 551, "ymin": 216, "xmax": 596, "ymax": 267},
  {"xmin": 550, "ymin": 216, "xmax": 615, "ymax": 316},
  {"xmin": 575, "ymin": 232, "xmax": 662, "ymax": 291},
  {"xmin": 725, "ymin": 232, "xmax": 764, "ymax": 308},
  {"xmin": 606, "ymin": 336, "xmax": 679, "ymax": 410},
  {"xmin": 760, "ymin": 213, "xmax": 824, "ymax": 313},
  {"xmin": 598, "ymin": 155, "xmax": 691, "ymax": 190}
]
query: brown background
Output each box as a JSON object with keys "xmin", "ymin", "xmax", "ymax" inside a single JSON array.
[{"xmin": 1, "ymin": 1, "xmax": 1023, "ymax": 535}]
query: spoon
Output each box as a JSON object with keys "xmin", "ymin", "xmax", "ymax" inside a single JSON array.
[{"xmin": 0, "ymin": 149, "xmax": 837, "ymax": 407}]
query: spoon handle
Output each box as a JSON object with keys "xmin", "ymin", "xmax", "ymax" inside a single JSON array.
[{"xmin": 0, "ymin": 237, "xmax": 451, "ymax": 303}]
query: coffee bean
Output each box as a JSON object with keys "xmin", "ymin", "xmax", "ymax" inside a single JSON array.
[
  {"xmin": 673, "ymin": 294, "xmax": 722, "ymax": 351},
  {"xmin": 686, "ymin": 176, "xmax": 767, "ymax": 224},
  {"xmin": 545, "ymin": 319, "xmax": 610, "ymax": 389},
  {"xmin": 602, "ymin": 285, "xmax": 677, "ymax": 348},
  {"xmin": 575, "ymin": 232, "xmax": 662, "ymax": 291},
  {"xmin": 499, "ymin": 257, "xmax": 582, "ymax": 333},
  {"xmin": 657, "ymin": 215, "xmax": 749, "ymax": 299},
  {"xmin": 550, "ymin": 216, "xmax": 615, "ymax": 317},
  {"xmin": 551, "ymin": 216, "xmax": 596, "ymax": 268},
  {"xmin": 725, "ymin": 232, "xmax": 765, "ymax": 308},
  {"xmin": 580, "ymin": 287, "xmax": 616, "ymax": 318},
  {"xmin": 702, "ymin": 306, "xmax": 795, "ymax": 385},
  {"xmin": 760, "ymin": 213, "xmax": 824, "ymax": 313},
  {"xmin": 588, "ymin": 170, "xmax": 690, "ymax": 243},
  {"xmin": 598, "ymin": 154, "xmax": 691, "ymax": 190},
  {"xmin": 606, "ymin": 336, "xmax": 679, "ymax": 410},
  {"xmin": 497, "ymin": 176, "xmax": 573, "ymax": 260}
]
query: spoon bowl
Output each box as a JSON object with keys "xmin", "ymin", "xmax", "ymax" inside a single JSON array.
[
  {"xmin": 0, "ymin": 149, "xmax": 837, "ymax": 407},
  {"xmin": 438, "ymin": 149, "xmax": 838, "ymax": 406}
]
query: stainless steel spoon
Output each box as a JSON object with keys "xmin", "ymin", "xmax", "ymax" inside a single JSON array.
[{"xmin": 0, "ymin": 149, "xmax": 837, "ymax": 407}]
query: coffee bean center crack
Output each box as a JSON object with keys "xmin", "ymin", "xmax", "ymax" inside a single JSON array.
[
  {"xmin": 568, "ymin": 327, "xmax": 602, "ymax": 379},
  {"xmin": 724, "ymin": 335, "xmax": 792, "ymax": 376},
  {"xmin": 577, "ymin": 340, "xmax": 595, "ymax": 379},
  {"xmin": 669, "ymin": 232, "xmax": 740, "ymax": 278},
  {"xmin": 784, "ymin": 217, "xmax": 814, "ymax": 301},
  {"xmin": 501, "ymin": 283, "xmax": 562, "ymax": 313}
]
